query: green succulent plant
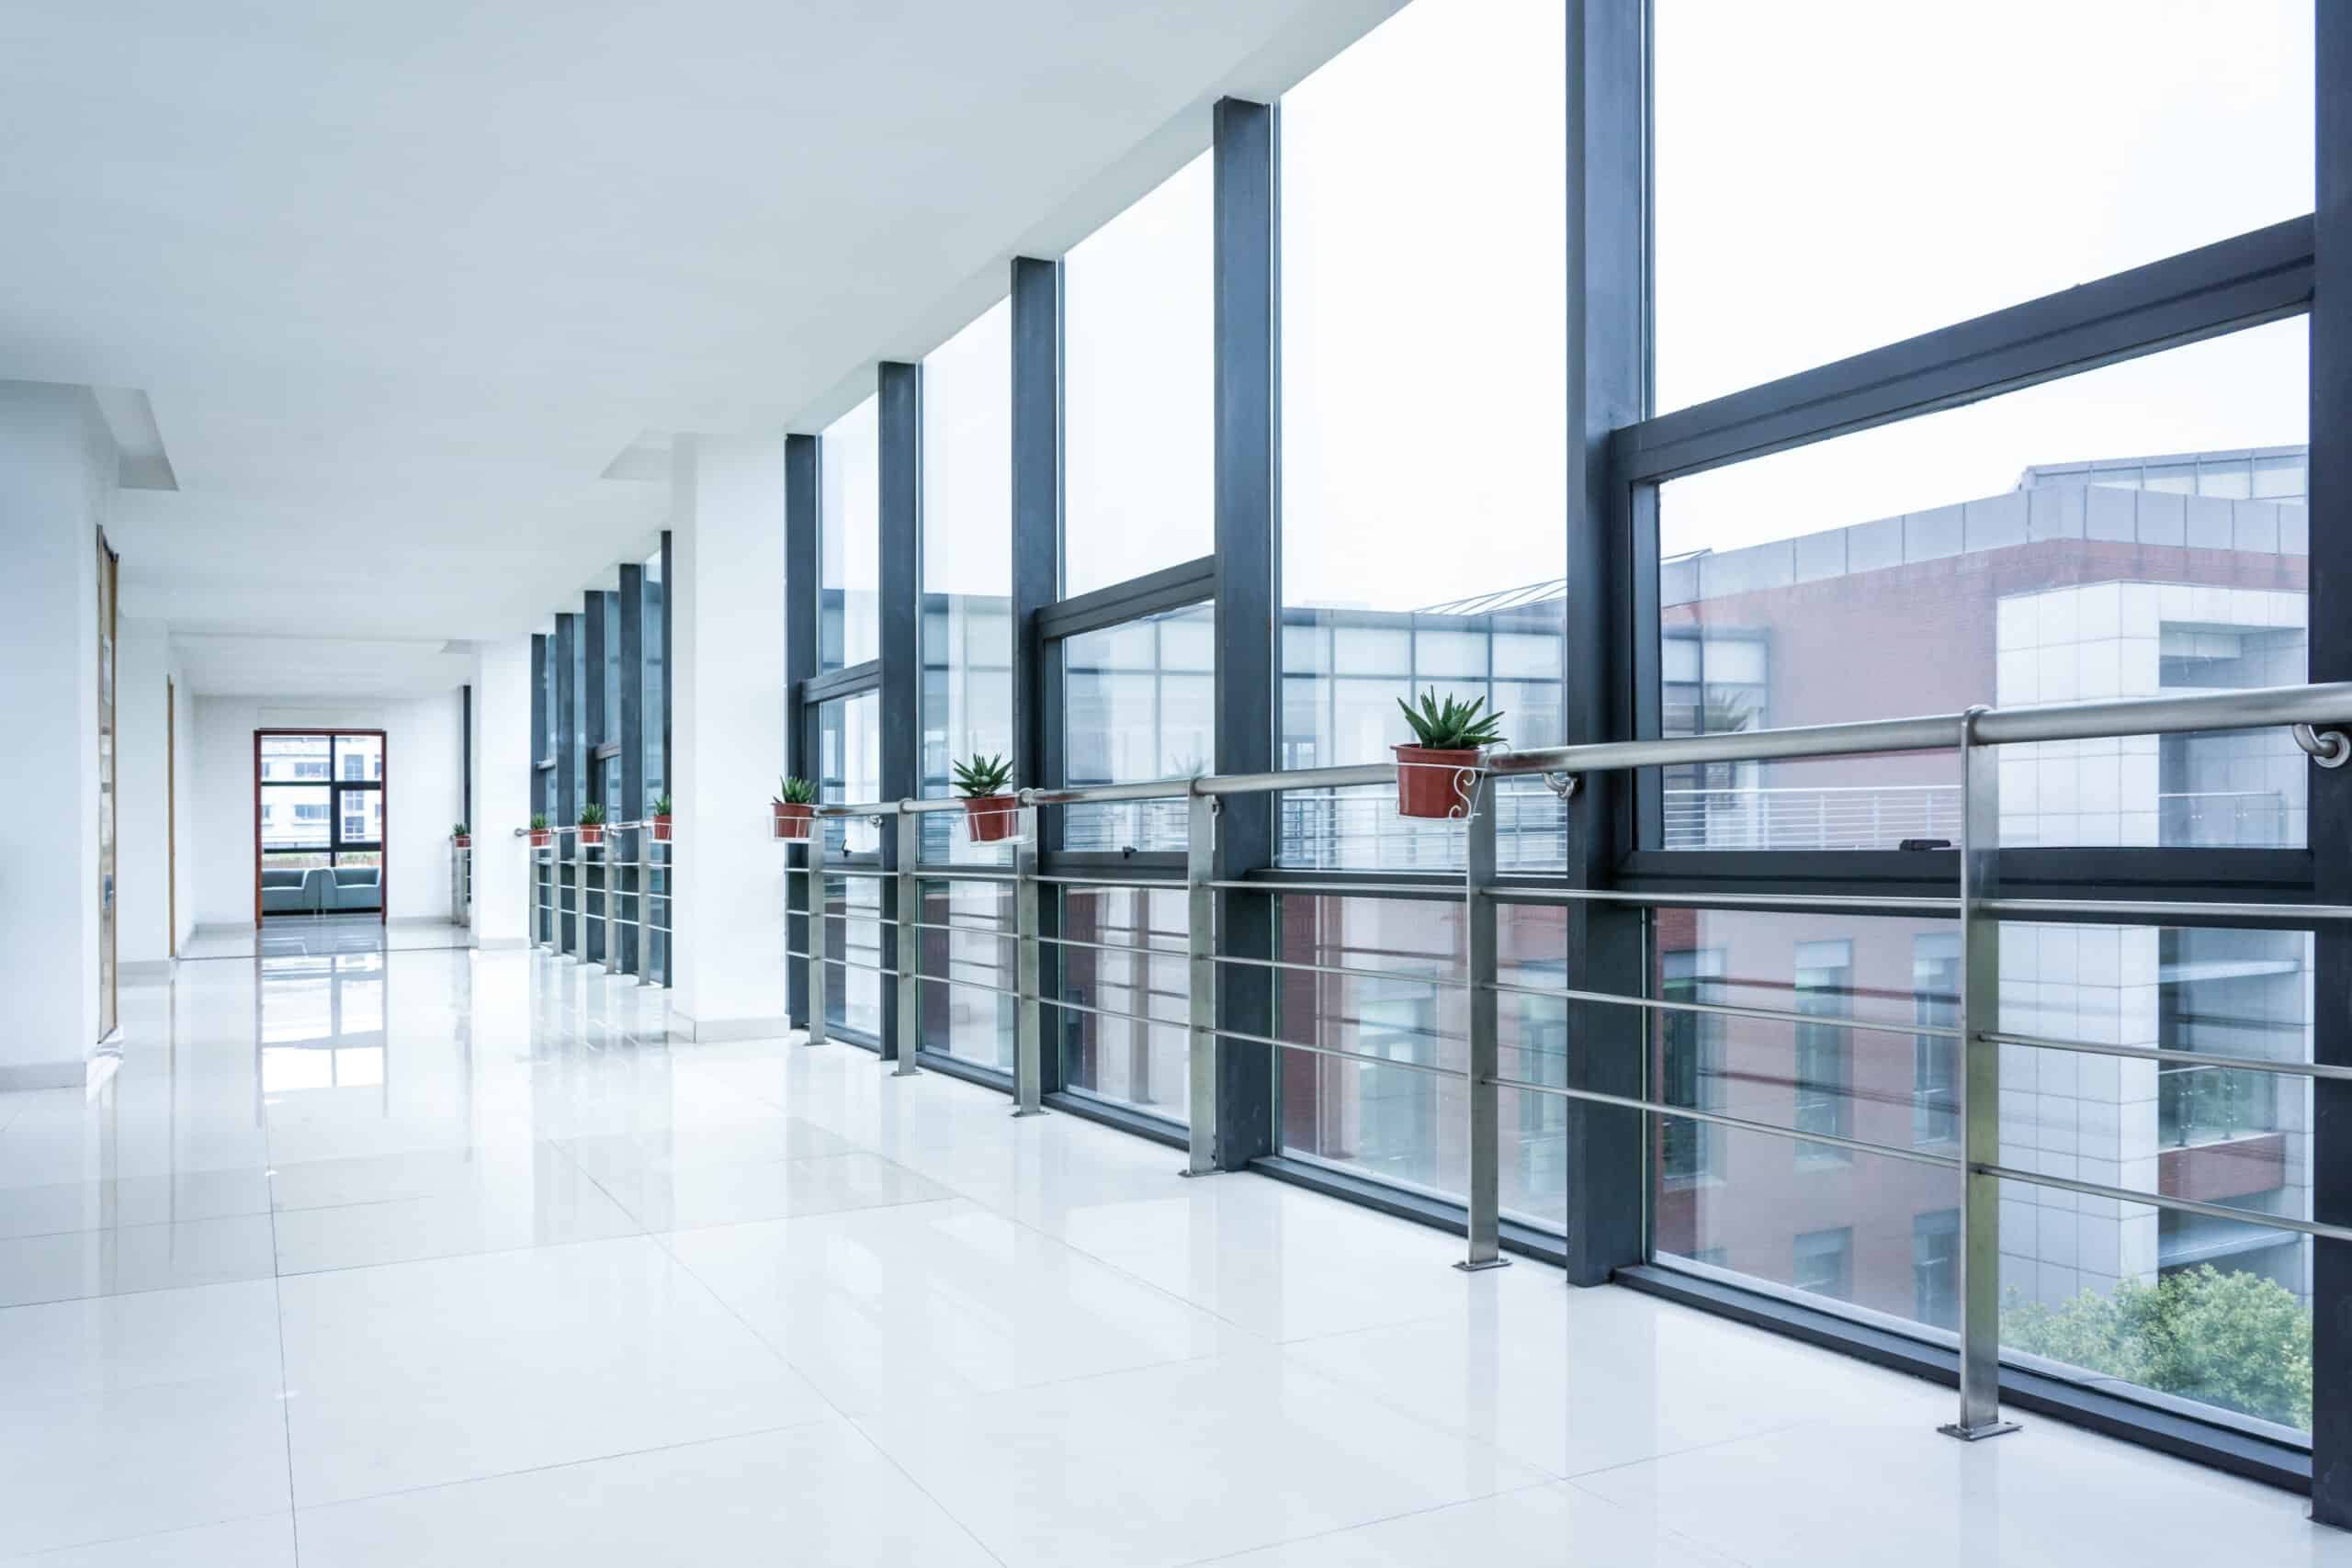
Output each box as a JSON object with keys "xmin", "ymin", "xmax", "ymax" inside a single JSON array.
[
  {"xmin": 529, "ymin": 813, "xmax": 548, "ymax": 830},
  {"xmin": 650, "ymin": 792, "xmax": 673, "ymax": 817},
  {"xmin": 1396, "ymin": 691, "xmax": 1505, "ymax": 751},
  {"xmin": 774, "ymin": 775, "xmax": 817, "ymax": 806},
  {"xmin": 451, "ymin": 823, "xmax": 469, "ymax": 838},
  {"xmin": 577, "ymin": 803, "xmax": 606, "ymax": 827},
  {"xmin": 952, "ymin": 753, "xmax": 1014, "ymax": 797}
]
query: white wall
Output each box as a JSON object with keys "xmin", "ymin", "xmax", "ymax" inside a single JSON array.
[
  {"xmin": 0, "ymin": 382, "xmax": 110, "ymax": 1086},
  {"xmin": 670, "ymin": 433, "xmax": 789, "ymax": 1037},
  {"xmin": 114, "ymin": 616, "xmax": 180, "ymax": 966},
  {"xmin": 471, "ymin": 638, "xmax": 533, "ymax": 947},
  {"xmin": 190, "ymin": 692, "xmax": 466, "ymax": 928}
]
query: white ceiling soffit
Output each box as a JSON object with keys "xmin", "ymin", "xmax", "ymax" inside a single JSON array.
[
  {"xmin": 2, "ymin": 1, "xmax": 1405, "ymax": 653},
  {"xmin": 173, "ymin": 633, "xmax": 476, "ymax": 699}
]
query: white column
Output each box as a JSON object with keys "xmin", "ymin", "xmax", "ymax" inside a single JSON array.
[
  {"xmin": 472, "ymin": 637, "xmax": 535, "ymax": 948},
  {"xmin": 114, "ymin": 616, "xmax": 175, "ymax": 969},
  {"xmin": 669, "ymin": 432, "xmax": 789, "ymax": 1040},
  {"xmin": 0, "ymin": 382, "xmax": 113, "ymax": 1087}
]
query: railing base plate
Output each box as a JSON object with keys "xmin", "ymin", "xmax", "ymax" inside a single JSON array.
[
  {"xmin": 1010, "ymin": 1107, "xmax": 1048, "ymax": 1119},
  {"xmin": 1938, "ymin": 1419, "xmax": 2022, "ymax": 1442},
  {"xmin": 1453, "ymin": 1257, "xmax": 1511, "ymax": 1274}
]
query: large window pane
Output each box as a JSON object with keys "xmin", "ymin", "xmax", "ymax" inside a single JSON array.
[
  {"xmin": 821, "ymin": 394, "xmax": 880, "ymax": 673},
  {"xmin": 1064, "ymin": 152, "xmax": 1213, "ymax": 596},
  {"xmin": 921, "ymin": 299, "xmax": 1014, "ymax": 866},
  {"xmin": 1653, "ymin": 908, "xmax": 2316, "ymax": 1436},
  {"xmin": 1274, "ymin": 896, "xmax": 1566, "ymax": 1228},
  {"xmin": 817, "ymin": 691, "xmax": 881, "ymax": 858},
  {"xmin": 1061, "ymin": 603, "xmax": 1212, "ymax": 854},
  {"xmin": 914, "ymin": 880, "xmax": 1014, "ymax": 1072},
  {"xmin": 1278, "ymin": 0, "xmax": 1566, "ymax": 870},
  {"xmin": 1654, "ymin": 0, "xmax": 2313, "ymax": 411},
  {"xmin": 1657, "ymin": 320, "xmax": 2308, "ymax": 850},
  {"xmin": 1057, "ymin": 887, "xmax": 1189, "ymax": 1122}
]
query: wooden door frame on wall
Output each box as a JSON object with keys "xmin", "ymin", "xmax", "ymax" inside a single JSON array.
[
  {"xmin": 96, "ymin": 526, "xmax": 118, "ymax": 1042},
  {"xmin": 251, "ymin": 727, "xmax": 391, "ymax": 927},
  {"xmin": 166, "ymin": 677, "xmax": 176, "ymax": 958}
]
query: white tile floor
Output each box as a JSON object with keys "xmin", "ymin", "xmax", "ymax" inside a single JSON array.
[{"xmin": 0, "ymin": 943, "xmax": 2343, "ymax": 1566}]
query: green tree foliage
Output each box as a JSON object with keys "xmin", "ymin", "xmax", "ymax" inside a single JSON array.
[{"xmin": 2001, "ymin": 1265, "xmax": 2312, "ymax": 1431}]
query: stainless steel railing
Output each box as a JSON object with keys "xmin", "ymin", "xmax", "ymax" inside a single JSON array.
[
  {"xmin": 776, "ymin": 678, "xmax": 2352, "ymax": 1445},
  {"xmin": 524, "ymin": 820, "xmax": 673, "ymax": 981}
]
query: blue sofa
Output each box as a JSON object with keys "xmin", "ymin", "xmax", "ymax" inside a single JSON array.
[{"xmin": 261, "ymin": 865, "xmax": 383, "ymax": 915}]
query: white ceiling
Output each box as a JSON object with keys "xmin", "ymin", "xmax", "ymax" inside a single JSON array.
[{"xmin": 0, "ymin": 1, "xmax": 1400, "ymax": 694}]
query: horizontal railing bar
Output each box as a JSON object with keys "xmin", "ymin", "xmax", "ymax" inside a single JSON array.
[
  {"xmin": 903, "ymin": 919, "xmax": 1012, "ymax": 940},
  {"xmin": 1975, "ymin": 1162, "xmax": 2352, "ymax": 1244},
  {"xmin": 1486, "ymin": 886, "xmax": 1961, "ymax": 914},
  {"xmin": 1035, "ymin": 931, "xmax": 1190, "ymax": 959},
  {"xmin": 1033, "ymin": 874, "xmax": 1185, "ymax": 891},
  {"xmin": 1982, "ymin": 1030, "xmax": 2352, "ymax": 1082},
  {"xmin": 912, "ymin": 974, "xmax": 1023, "ymax": 1001},
  {"xmin": 1215, "ymin": 879, "xmax": 1467, "ymax": 897},
  {"xmin": 1198, "ymin": 762, "xmax": 1396, "ymax": 796},
  {"xmin": 1036, "ymin": 994, "xmax": 1185, "ymax": 1030},
  {"xmin": 1980, "ymin": 897, "xmax": 2352, "ymax": 923},
  {"xmin": 1214, "ymin": 952, "xmax": 1468, "ymax": 988},
  {"xmin": 910, "ymin": 867, "xmax": 1020, "ymax": 882},
  {"xmin": 783, "ymin": 949, "xmax": 900, "ymax": 978},
  {"xmin": 1211, "ymin": 1025, "xmax": 1465, "ymax": 1079},
  {"xmin": 1487, "ymin": 1075, "xmax": 1967, "ymax": 1170},
  {"xmin": 1486, "ymin": 977, "xmax": 1961, "ymax": 1039}
]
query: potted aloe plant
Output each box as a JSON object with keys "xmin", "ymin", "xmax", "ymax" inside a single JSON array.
[
  {"xmin": 650, "ymin": 792, "xmax": 673, "ymax": 842},
  {"xmin": 774, "ymin": 775, "xmax": 816, "ymax": 841},
  {"xmin": 1394, "ymin": 692, "xmax": 1504, "ymax": 820},
  {"xmin": 451, "ymin": 823, "xmax": 470, "ymax": 849},
  {"xmin": 953, "ymin": 753, "xmax": 1019, "ymax": 842},
  {"xmin": 528, "ymin": 812, "xmax": 550, "ymax": 849},
  {"xmin": 577, "ymin": 802, "xmax": 606, "ymax": 847}
]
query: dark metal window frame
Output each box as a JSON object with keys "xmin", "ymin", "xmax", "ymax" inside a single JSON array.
[{"xmin": 254, "ymin": 728, "xmax": 388, "ymax": 920}]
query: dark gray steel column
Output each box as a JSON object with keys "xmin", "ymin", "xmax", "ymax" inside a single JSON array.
[
  {"xmin": 2310, "ymin": 0, "xmax": 2350, "ymax": 1529},
  {"xmin": 618, "ymin": 562, "xmax": 646, "ymax": 977},
  {"xmin": 553, "ymin": 611, "xmax": 578, "ymax": 954},
  {"xmin": 1560, "ymin": 0, "xmax": 1647, "ymax": 1284},
  {"xmin": 1011, "ymin": 254, "xmax": 1066, "ymax": 1093},
  {"xmin": 785, "ymin": 434, "xmax": 820, "ymax": 1028},
  {"xmin": 582, "ymin": 591, "xmax": 608, "ymax": 966},
  {"xmin": 877, "ymin": 361, "xmax": 923, "ymax": 1062},
  {"xmin": 1211, "ymin": 96, "xmax": 1278, "ymax": 1170},
  {"xmin": 529, "ymin": 634, "xmax": 548, "ymax": 823}
]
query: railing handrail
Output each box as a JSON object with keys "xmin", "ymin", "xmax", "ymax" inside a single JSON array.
[{"xmin": 804, "ymin": 680, "xmax": 2352, "ymax": 817}]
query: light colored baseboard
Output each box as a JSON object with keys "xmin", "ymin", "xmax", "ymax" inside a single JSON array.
[
  {"xmin": 472, "ymin": 936, "xmax": 529, "ymax": 951},
  {"xmin": 120, "ymin": 958, "xmax": 175, "ymax": 980},
  {"xmin": 671, "ymin": 1012, "xmax": 794, "ymax": 1044},
  {"xmin": 0, "ymin": 1061, "xmax": 87, "ymax": 1091}
]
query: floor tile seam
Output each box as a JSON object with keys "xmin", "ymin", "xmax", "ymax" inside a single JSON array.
[
  {"xmin": 0, "ymin": 1268, "xmax": 284, "ymax": 1312},
  {"xmin": 1552, "ymin": 1413, "xmax": 1837, "ymax": 1488},
  {"xmin": 1164, "ymin": 1475, "xmax": 1566, "ymax": 1568},
  {"xmin": 0, "ymin": 1201, "xmax": 266, "ymax": 1245},
  {"xmin": 267, "ymin": 1226, "xmax": 661, "ymax": 1284},
  {"xmin": 650, "ymin": 1190, "xmax": 968, "ymax": 1239},
  {"xmin": 284, "ymin": 1413, "xmax": 853, "ymax": 1517},
  {"xmin": 1553, "ymin": 1474, "xmax": 1772, "ymax": 1568},
  {"xmin": 641, "ymin": 1225, "xmax": 1013, "ymax": 1568},
  {"xmin": 554, "ymin": 1142, "xmax": 936, "ymax": 1186},
  {"xmin": 0, "ymin": 1506, "xmax": 298, "ymax": 1566}
]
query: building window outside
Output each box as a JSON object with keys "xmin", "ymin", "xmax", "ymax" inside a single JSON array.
[
  {"xmin": 1659, "ymin": 948, "xmax": 1724, "ymax": 1184},
  {"xmin": 1913, "ymin": 933, "xmax": 1960, "ymax": 1147},
  {"xmin": 1914, "ymin": 1208, "xmax": 1960, "ymax": 1330},
  {"xmin": 1792, "ymin": 939, "xmax": 1853, "ymax": 1167},
  {"xmin": 1060, "ymin": 602, "xmax": 1213, "ymax": 854},
  {"xmin": 1793, "ymin": 1226, "xmax": 1854, "ymax": 1303}
]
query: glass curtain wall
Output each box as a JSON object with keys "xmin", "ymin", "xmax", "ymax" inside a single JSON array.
[
  {"xmin": 1063, "ymin": 152, "xmax": 1214, "ymax": 595},
  {"xmin": 818, "ymin": 690, "xmax": 883, "ymax": 1039},
  {"xmin": 1646, "ymin": 0, "xmax": 2319, "ymax": 1439},
  {"xmin": 821, "ymin": 395, "xmax": 881, "ymax": 674},
  {"xmin": 1271, "ymin": 0, "xmax": 1569, "ymax": 1208},
  {"xmin": 918, "ymin": 298, "xmax": 1016, "ymax": 1066}
]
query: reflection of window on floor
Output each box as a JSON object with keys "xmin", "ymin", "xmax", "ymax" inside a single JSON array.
[
  {"xmin": 1794, "ymin": 1225, "xmax": 1853, "ymax": 1301},
  {"xmin": 1659, "ymin": 948, "xmax": 1724, "ymax": 1184},
  {"xmin": 1793, "ymin": 939, "xmax": 1853, "ymax": 1166},
  {"xmin": 1913, "ymin": 933, "xmax": 1960, "ymax": 1147},
  {"xmin": 1913, "ymin": 1208, "xmax": 1960, "ymax": 1329}
]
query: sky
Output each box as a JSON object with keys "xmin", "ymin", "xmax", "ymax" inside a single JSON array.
[{"xmin": 868, "ymin": 0, "xmax": 2316, "ymax": 604}]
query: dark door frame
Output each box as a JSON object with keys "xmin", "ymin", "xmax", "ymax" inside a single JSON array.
[{"xmin": 251, "ymin": 727, "xmax": 390, "ymax": 925}]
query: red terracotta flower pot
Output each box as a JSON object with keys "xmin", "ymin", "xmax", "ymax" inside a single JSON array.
[
  {"xmin": 579, "ymin": 824, "xmax": 604, "ymax": 847},
  {"xmin": 963, "ymin": 795, "xmax": 1020, "ymax": 843},
  {"xmin": 1393, "ymin": 745, "xmax": 1483, "ymax": 820},
  {"xmin": 773, "ymin": 801, "xmax": 813, "ymax": 841},
  {"xmin": 650, "ymin": 814, "xmax": 672, "ymax": 842},
  {"xmin": 453, "ymin": 836, "xmax": 470, "ymax": 850},
  {"xmin": 529, "ymin": 829, "xmax": 551, "ymax": 848}
]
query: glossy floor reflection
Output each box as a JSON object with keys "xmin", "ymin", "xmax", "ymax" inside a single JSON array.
[{"xmin": 0, "ymin": 949, "xmax": 2342, "ymax": 1566}]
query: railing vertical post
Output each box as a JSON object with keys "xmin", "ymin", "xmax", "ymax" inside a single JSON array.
[
  {"xmin": 1943, "ymin": 706, "xmax": 2018, "ymax": 1441},
  {"xmin": 1458, "ymin": 774, "xmax": 1507, "ymax": 1271},
  {"xmin": 1012, "ymin": 832, "xmax": 1045, "ymax": 1115},
  {"xmin": 568, "ymin": 837, "xmax": 583, "ymax": 960},
  {"xmin": 1183, "ymin": 789, "xmax": 1218, "ymax": 1177},
  {"xmin": 805, "ymin": 822, "xmax": 829, "ymax": 1047},
  {"xmin": 893, "ymin": 811, "xmax": 920, "ymax": 1077}
]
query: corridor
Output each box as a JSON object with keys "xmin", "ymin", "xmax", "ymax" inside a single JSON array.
[{"xmin": 0, "ymin": 947, "xmax": 2336, "ymax": 1565}]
